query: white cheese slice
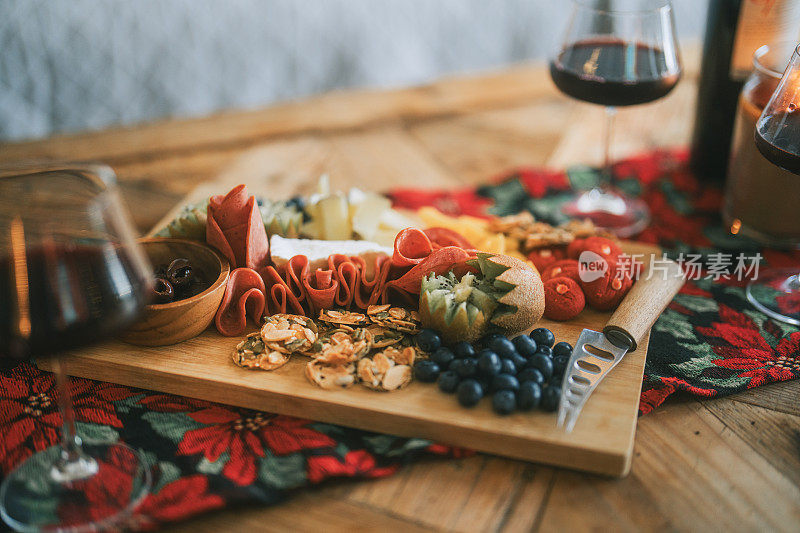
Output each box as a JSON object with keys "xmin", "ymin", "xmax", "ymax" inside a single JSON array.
[{"xmin": 270, "ymin": 235, "xmax": 394, "ymax": 273}]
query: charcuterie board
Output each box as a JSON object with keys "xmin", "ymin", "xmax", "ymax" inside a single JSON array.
[{"xmin": 38, "ymin": 235, "xmax": 662, "ymax": 477}]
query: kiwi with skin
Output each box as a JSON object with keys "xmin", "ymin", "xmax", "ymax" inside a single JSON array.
[{"xmin": 419, "ymin": 253, "xmax": 545, "ymax": 343}]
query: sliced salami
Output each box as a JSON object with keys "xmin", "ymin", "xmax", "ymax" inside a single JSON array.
[
  {"xmin": 214, "ymin": 268, "xmax": 266, "ymax": 336},
  {"xmin": 206, "ymin": 184, "xmax": 270, "ymax": 271}
]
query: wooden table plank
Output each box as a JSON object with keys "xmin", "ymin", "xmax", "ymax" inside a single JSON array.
[{"xmin": 0, "ymin": 65, "xmax": 558, "ymax": 164}]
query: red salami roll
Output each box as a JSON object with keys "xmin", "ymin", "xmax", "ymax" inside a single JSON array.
[
  {"xmin": 386, "ymin": 246, "xmax": 474, "ymax": 295},
  {"xmin": 392, "ymin": 228, "xmax": 433, "ymax": 267},
  {"xmin": 206, "ymin": 185, "xmax": 270, "ymax": 271},
  {"xmin": 329, "ymin": 254, "xmax": 359, "ymax": 308},
  {"xmin": 302, "ymin": 269, "xmax": 338, "ymax": 316},
  {"xmin": 259, "ymin": 266, "xmax": 305, "ymax": 316},
  {"xmin": 214, "ymin": 268, "xmax": 266, "ymax": 336},
  {"xmin": 350, "ymin": 254, "xmax": 390, "ymax": 309},
  {"xmin": 423, "ymin": 227, "xmax": 473, "ymax": 250}
]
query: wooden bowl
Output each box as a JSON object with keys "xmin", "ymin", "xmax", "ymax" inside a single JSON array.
[{"xmin": 119, "ymin": 238, "xmax": 230, "ymax": 346}]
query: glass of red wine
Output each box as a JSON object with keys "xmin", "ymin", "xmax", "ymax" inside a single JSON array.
[
  {"xmin": 0, "ymin": 163, "xmax": 153, "ymax": 530},
  {"xmin": 550, "ymin": 0, "xmax": 681, "ymax": 237},
  {"xmin": 748, "ymin": 43, "xmax": 800, "ymax": 325}
]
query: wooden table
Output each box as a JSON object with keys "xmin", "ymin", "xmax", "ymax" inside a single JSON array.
[{"xmin": 2, "ymin": 49, "xmax": 799, "ymax": 532}]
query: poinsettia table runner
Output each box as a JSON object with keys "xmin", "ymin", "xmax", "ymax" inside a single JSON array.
[{"xmin": 1, "ymin": 149, "xmax": 798, "ymax": 529}]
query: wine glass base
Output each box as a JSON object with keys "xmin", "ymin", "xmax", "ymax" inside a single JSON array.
[
  {"xmin": 562, "ymin": 188, "xmax": 650, "ymax": 238},
  {"xmin": 0, "ymin": 442, "xmax": 151, "ymax": 532},
  {"xmin": 746, "ymin": 268, "xmax": 800, "ymax": 326}
]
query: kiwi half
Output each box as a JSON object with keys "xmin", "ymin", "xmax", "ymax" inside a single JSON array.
[{"xmin": 419, "ymin": 253, "xmax": 545, "ymax": 344}]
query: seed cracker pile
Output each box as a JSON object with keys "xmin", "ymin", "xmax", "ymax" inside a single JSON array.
[{"xmin": 232, "ymin": 305, "xmax": 424, "ymax": 392}]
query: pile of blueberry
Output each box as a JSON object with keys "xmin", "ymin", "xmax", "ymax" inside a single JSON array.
[{"xmin": 413, "ymin": 327, "xmax": 572, "ymax": 415}]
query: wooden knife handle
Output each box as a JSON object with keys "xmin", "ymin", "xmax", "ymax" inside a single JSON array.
[{"xmin": 603, "ymin": 256, "xmax": 684, "ymax": 351}]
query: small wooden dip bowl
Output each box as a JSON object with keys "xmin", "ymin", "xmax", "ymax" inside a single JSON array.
[{"xmin": 120, "ymin": 238, "xmax": 230, "ymax": 346}]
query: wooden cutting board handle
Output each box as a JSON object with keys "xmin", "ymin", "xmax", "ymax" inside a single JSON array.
[{"xmin": 603, "ymin": 257, "xmax": 684, "ymax": 351}]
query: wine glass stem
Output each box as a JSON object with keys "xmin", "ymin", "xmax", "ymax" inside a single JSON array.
[
  {"xmin": 600, "ymin": 106, "xmax": 617, "ymax": 189},
  {"xmin": 51, "ymin": 359, "xmax": 97, "ymax": 482}
]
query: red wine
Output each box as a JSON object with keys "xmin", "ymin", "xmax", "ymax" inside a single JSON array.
[
  {"xmin": 0, "ymin": 244, "xmax": 149, "ymax": 360},
  {"xmin": 755, "ymin": 111, "xmax": 800, "ymax": 175},
  {"xmin": 549, "ymin": 39, "xmax": 680, "ymax": 107}
]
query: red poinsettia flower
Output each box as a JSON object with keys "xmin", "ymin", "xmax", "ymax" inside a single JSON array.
[
  {"xmin": 128, "ymin": 475, "xmax": 225, "ymax": 530},
  {"xmin": 0, "ymin": 363, "xmax": 135, "ymax": 474},
  {"xmin": 306, "ymin": 449, "xmax": 398, "ymax": 484},
  {"xmin": 639, "ymin": 375, "xmax": 717, "ymax": 415},
  {"xmin": 57, "ymin": 443, "xmax": 138, "ymax": 527},
  {"xmin": 0, "ymin": 366, "xmax": 61, "ymax": 473},
  {"xmin": 513, "ymin": 169, "xmax": 571, "ymax": 198},
  {"xmin": 697, "ymin": 305, "xmax": 800, "ymax": 388},
  {"xmin": 138, "ymin": 393, "xmax": 216, "ymax": 413},
  {"xmin": 177, "ymin": 407, "xmax": 336, "ymax": 486}
]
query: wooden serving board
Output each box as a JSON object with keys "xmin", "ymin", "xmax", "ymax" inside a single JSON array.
[{"xmin": 39, "ymin": 241, "xmax": 660, "ymax": 477}]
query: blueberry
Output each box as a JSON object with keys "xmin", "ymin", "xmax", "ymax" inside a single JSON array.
[
  {"xmin": 552, "ymin": 341, "xmax": 573, "ymax": 358},
  {"xmin": 477, "ymin": 350, "xmax": 502, "ymax": 377},
  {"xmin": 452, "ymin": 341, "xmax": 476, "ymax": 359},
  {"xmin": 438, "ymin": 370, "xmax": 460, "ymax": 393},
  {"xmin": 455, "ymin": 357, "xmax": 478, "ymax": 378},
  {"xmin": 416, "ymin": 329, "xmax": 442, "ymax": 352},
  {"xmin": 488, "ymin": 336, "xmax": 517, "ymax": 359},
  {"xmin": 414, "ymin": 360, "xmax": 440, "ymax": 383},
  {"xmin": 530, "ymin": 327, "xmax": 555, "ymax": 348},
  {"xmin": 528, "ymin": 353, "xmax": 554, "ymax": 381},
  {"xmin": 500, "ymin": 358, "xmax": 517, "ymax": 375},
  {"xmin": 541, "ymin": 385, "xmax": 560, "ymax": 412},
  {"xmin": 550, "ymin": 374, "xmax": 564, "ymax": 388},
  {"xmin": 535, "ymin": 345, "xmax": 553, "ymax": 358},
  {"xmin": 553, "ymin": 355, "xmax": 569, "ymax": 377},
  {"xmin": 510, "ymin": 353, "xmax": 528, "ymax": 371},
  {"xmin": 518, "ymin": 381, "xmax": 542, "ymax": 410},
  {"xmin": 432, "ymin": 347, "xmax": 455, "ymax": 367},
  {"xmin": 481, "ymin": 333, "xmax": 504, "ymax": 347},
  {"xmin": 491, "ymin": 373, "xmax": 520, "ymax": 393},
  {"xmin": 517, "ymin": 367, "xmax": 544, "ymax": 385},
  {"xmin": 492, "ymin": 390, "xmax": 517, "ymax": 415},
  {"xmin": 512, "ymin": 335, "xmax": 538, "ymax": 358},
  {"xmin": 457, "ymin": 379, "xmax": 484, "ymax": 407}
]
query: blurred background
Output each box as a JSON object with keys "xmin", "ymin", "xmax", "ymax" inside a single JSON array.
[{"xmin": 1, "ymin": 0, "xmax": 707, "ymax": 142}]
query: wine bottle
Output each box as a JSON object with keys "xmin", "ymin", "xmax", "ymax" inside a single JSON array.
[{"xmin": 689, "ymin": 0, "xmax": 800, "ymax": 182}]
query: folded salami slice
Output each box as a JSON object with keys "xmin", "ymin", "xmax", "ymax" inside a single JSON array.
[
  {"xmin": 328, "ymin": 254, "xmax": 359, "ymax": 308},
  {"xmin": 392, "ymin": 228, "xmax": 433, "ymax": 267},
  {"xmin": 207, "ymin": 184, "xmax": 270, "ymax": 271},
  {"xmin": 386, "ymin": 246, "xmax": 475, "ymax": 295},
  {"xmin": 350, "ymin": 254, "xmax": 390, "ymax": 309},
  {"xmin": 424, "ymin": 227, "xmax": 473, "ymax": 250},
  {"xmin": 302, "ymin": 269, "xmax": 338, "ymax": 316},
  {"xmin": 259, "ymin": 266, "xmax": 305, "ymax": 316},
  {"xmin": 282, "ymin": 255, "xmax": 310, "ymax": 304},
  {"xmin": 214, "ymin": 268, "xmax": 266, "ymax": 336}
]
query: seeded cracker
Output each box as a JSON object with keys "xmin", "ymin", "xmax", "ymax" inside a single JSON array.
[
  {"xmin": 365, "ymin": 324, "xmax": 406, "ymax": 348},
  {"xmin": 357, "ymin": 346, "xmax": 415, "ymax": 391},
  {"xmin": 305, "ymin": 360, "xmax": 357, "ymax": 389},
  {"xmin": 366, "ymin": 305, "xmax": 422, "ymax": 335},
  {"xmin": 260, "ymin": 314, "xmax": 318, "ymax": 354},
  {"xmin": 233, "ymin": 332, "xmax": 291, "ymax": 371},
  {"xmin": 318, "ymin": 309, "xmax": 369, "ymax": 326}
]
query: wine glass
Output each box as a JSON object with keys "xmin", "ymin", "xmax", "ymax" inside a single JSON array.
[
  {"xmin": 550, "ymin": 0, "xmax": 682, "ymax": 237},
  {"xmin": 0, "ymin": 163, "xmax": 153, "ymax": 530},
  {"xmin": 748, "ymin": 42, "xmax": 800, "ymax": 325}
]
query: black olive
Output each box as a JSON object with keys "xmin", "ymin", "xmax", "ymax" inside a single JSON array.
[
  {"xmin": 154, "ymin": 263, "xmax": 169, "ymax": 280},
  {"xmin": 152, "ymin": 277, "xmax": 175, "ymax": 303},
  {"xmin": 167, "ymin": 258, "xmax": 193, "ymax": 288}
]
